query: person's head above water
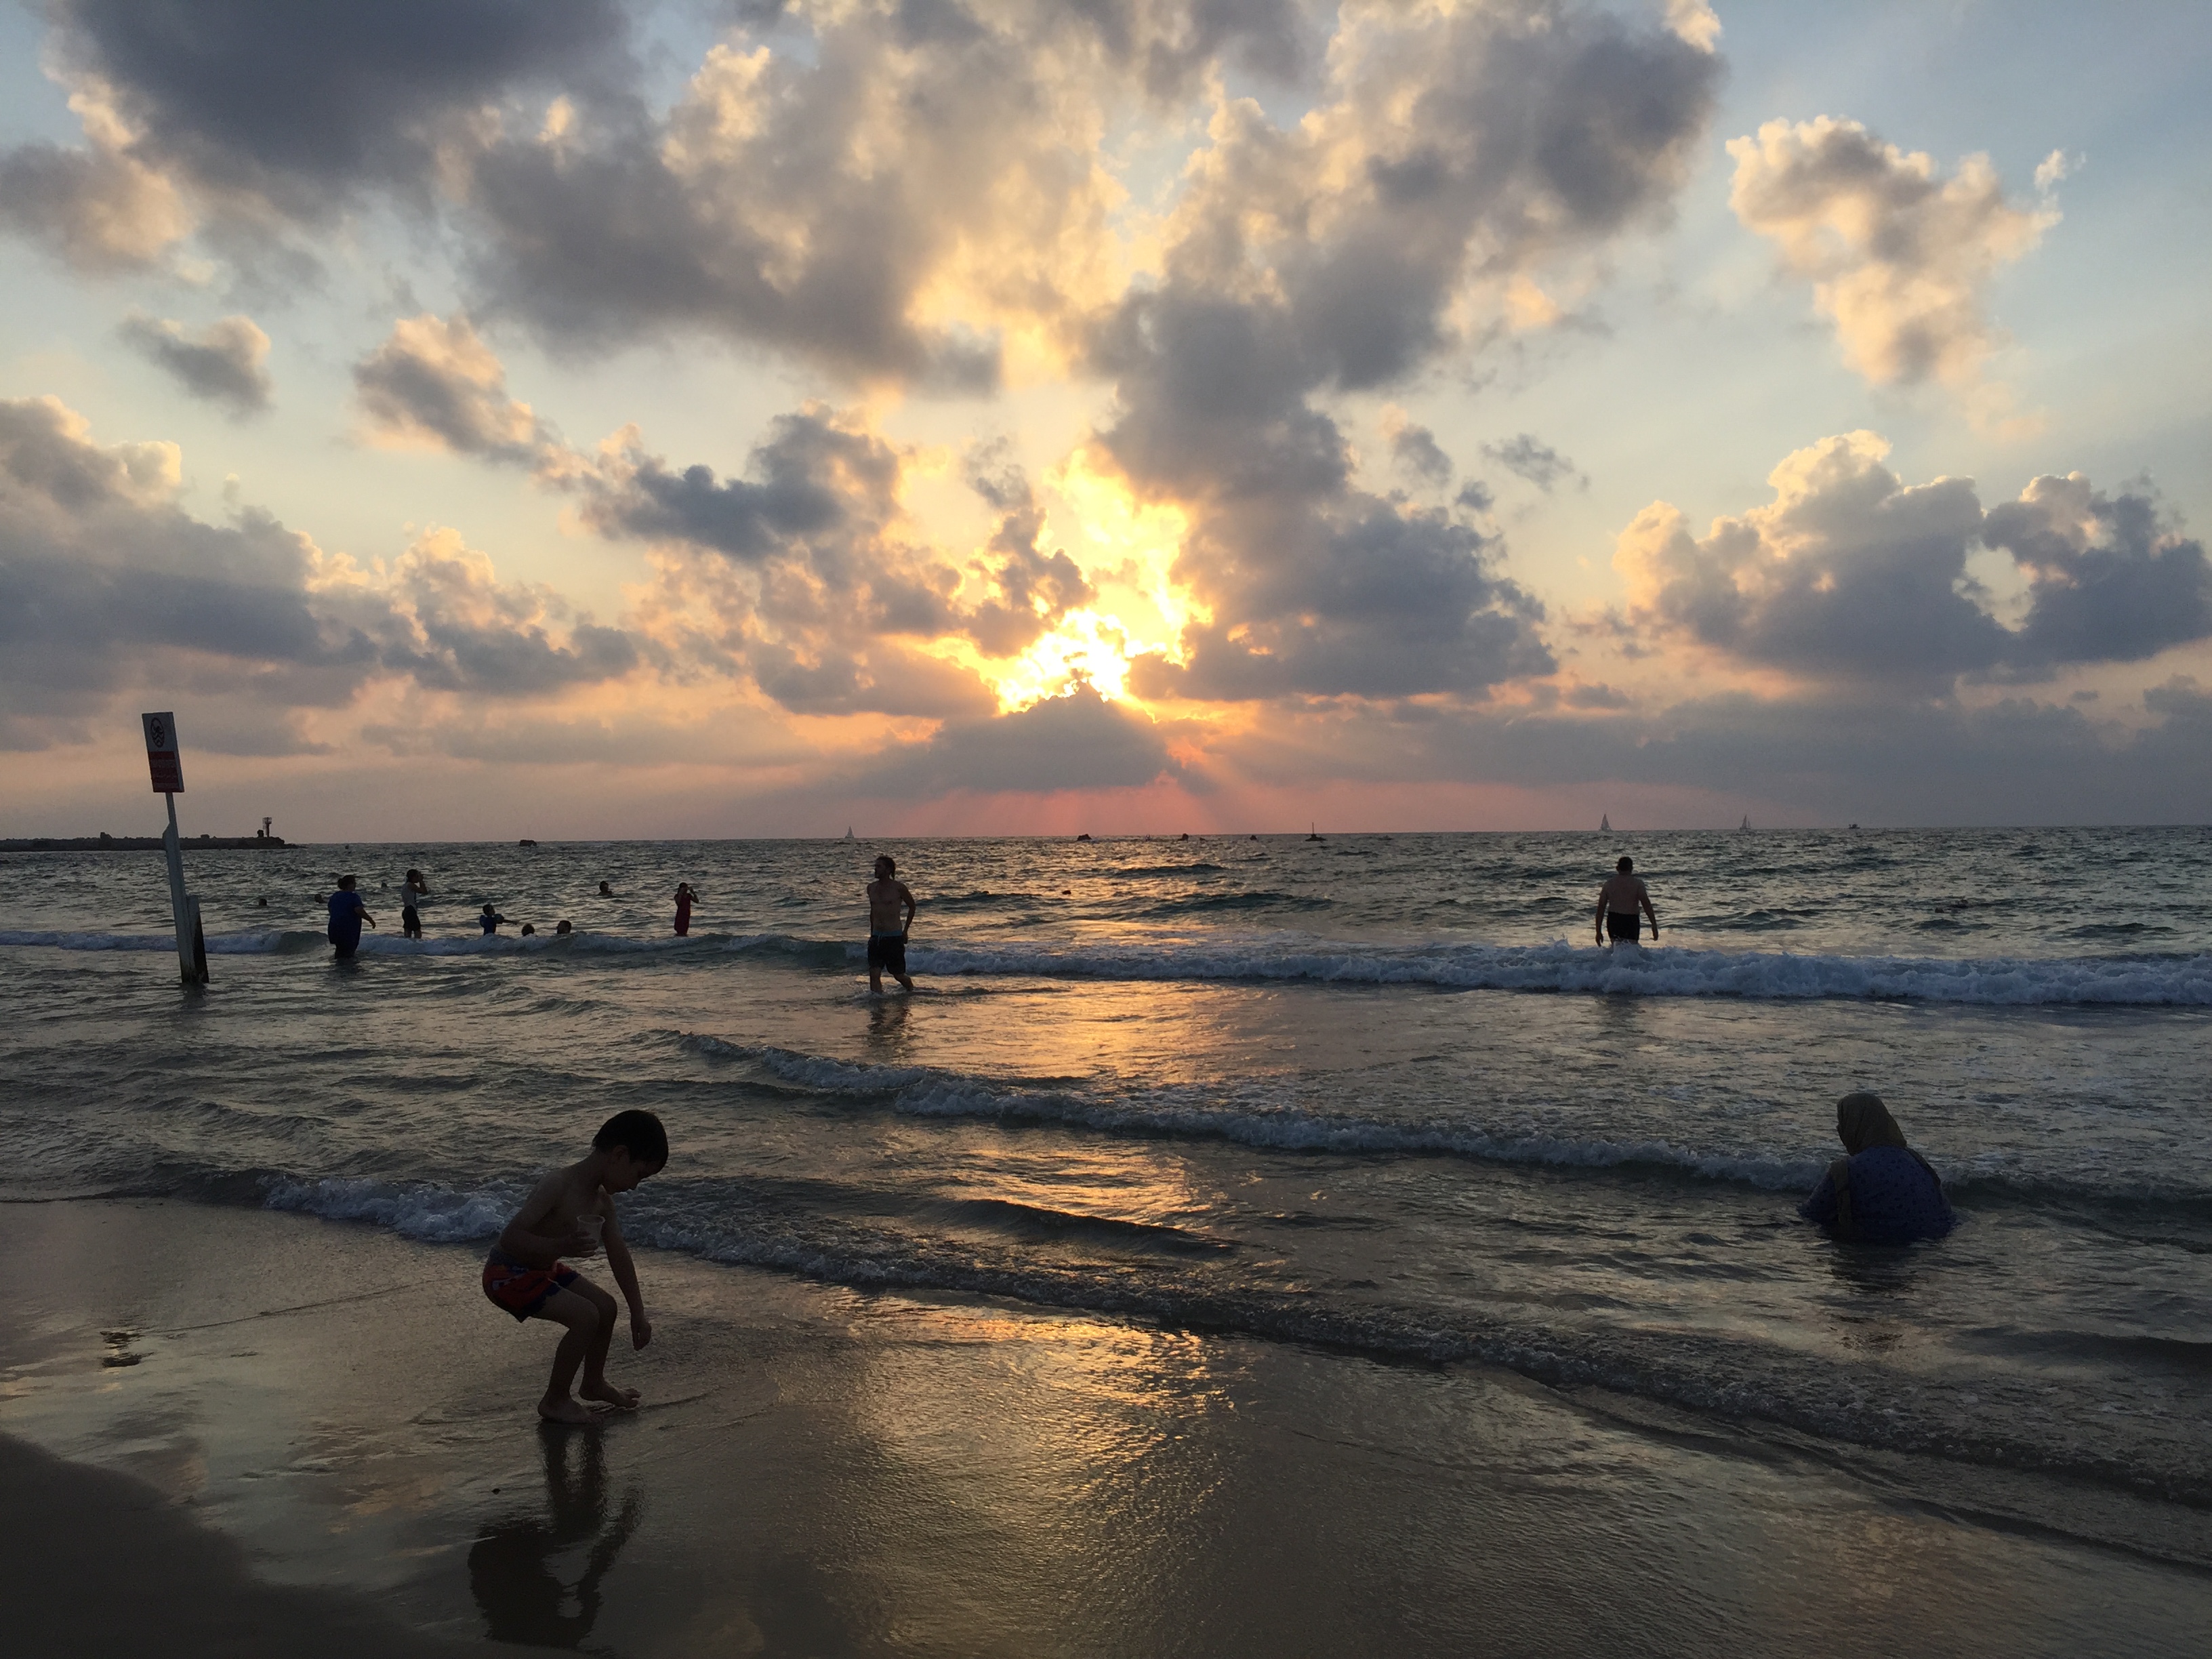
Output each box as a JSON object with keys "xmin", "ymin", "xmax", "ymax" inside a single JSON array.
[
  {"xmin": 555, "ymin": 919, "xmax": 573, "ymax": 935},
  {"xmin": 874, "ymin": 855, "xmax": 896, "ymax": 876},
  {"xmin": 1616, "ymin": 857, "xmax": 1633, "ymax": 874},
  {"xmin": 337, "ymin": 874, "xmax": 357, "ymax": 890},
  {"xmin": 1836, "ymin": 1091, "xmax": 1912, "ymax": 1154}
]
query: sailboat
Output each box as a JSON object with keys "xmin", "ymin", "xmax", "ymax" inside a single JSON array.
[
  {"xmin": 1307, "ymin": 821, "xmax": 1324, "ymax": 842},
  {"xmin": 1600, "ymin": 813, "xmax": 1611, "ymax": 834},
  {"xmin": 1740, "ymin": 815, "xmax": 1751, "ymax": 832},
  {"xmin": 842, "ymin": 826, "xmax": 855, "ymax": 840}
]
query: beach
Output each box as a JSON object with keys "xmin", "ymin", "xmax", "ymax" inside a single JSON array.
[
  {"xmin": 3, "ymin": 828, "xmax": 2210, "ymax": 1654},
  {"xmin": 6, "ymin": 1196, "xmax": 2208, "ymax": 1658}
]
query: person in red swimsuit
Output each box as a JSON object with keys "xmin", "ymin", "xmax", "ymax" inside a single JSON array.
[{"xmin": 483, "ymin": 1110, "xmax": 669, "ymax": 1422}]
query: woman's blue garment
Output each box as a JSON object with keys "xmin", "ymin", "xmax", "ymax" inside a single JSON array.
[
  {"xmin": 1800, "ymin": 1145, "xmax": 1955, "ymax": 1244},
  {"xmin": 326, "ymin": 889, "xmax": 365, "ymax": 947}
]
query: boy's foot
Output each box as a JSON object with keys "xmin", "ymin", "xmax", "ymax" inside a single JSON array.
[
  {"xmin": 537, "ymin": 1395, "xmax": 596, "ymax": 1425},
  {"xmin": 580, "ymin": 1379, "xmax": 641, "ymax": 1410}
]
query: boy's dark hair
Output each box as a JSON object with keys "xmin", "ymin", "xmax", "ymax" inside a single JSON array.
[
  {"xmin": 594, "ymin": 1109, "xmax": 668, "ymax": 1166},
  {"xmin": 1617, "ymin": 857, "xmax": 1633, "ymax": 872},
  {"xmin": 338, "ymin": 874, "xmax": 357, "ymax": 888},
  {"xmin": 875, "ymin": 855, "xmax": 896, "ymax": 874}
]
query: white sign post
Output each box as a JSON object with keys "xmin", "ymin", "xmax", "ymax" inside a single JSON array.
[{"xmin": 142, "ymin": 712, "xmax": 208, "ymax": 985}]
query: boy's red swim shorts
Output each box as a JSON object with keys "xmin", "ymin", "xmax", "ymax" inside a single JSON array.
[{"xmin": 482, "ymin": 1247, "xmax": 581, "ymax": 1321}]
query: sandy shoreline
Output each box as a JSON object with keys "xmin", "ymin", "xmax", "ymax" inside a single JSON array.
[{"xmin": 4, "ymin": 1197, "xmax": 2208, "ymax": 1657}]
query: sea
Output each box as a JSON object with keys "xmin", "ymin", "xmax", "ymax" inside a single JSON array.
[{"xmin": 3, "ymin": 827, "xmax": 2209, "ymax": 1560}]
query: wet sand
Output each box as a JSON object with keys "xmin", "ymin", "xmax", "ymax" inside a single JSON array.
[{"xmin": 3, "ymin": 1198, "xmax": 2206, "ymax": 1658}]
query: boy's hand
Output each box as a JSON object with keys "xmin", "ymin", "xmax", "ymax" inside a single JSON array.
[{"xmin": 630, "ymin": 1313, "xmax": 653, "ymax": 1349}]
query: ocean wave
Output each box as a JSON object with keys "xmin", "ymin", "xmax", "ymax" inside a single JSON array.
[
  {"xmin": 675, "ymin": 1036, "xmax": 2212, "ymax": 1208},
  {"xmin": 8, "ymin": 924, "xmax": 2208, "ymax": 1006},
  {"xmin": 264, "ymin": 1174, "xmax": 517, "ymax": 1241},
  {"xmin": 251, "ymin": 1168, "xmax": 2212, "ymax": 1510},
  {"xmin": 901, "ymin": 937, "xmax": 2212, "ymax": 1006}
]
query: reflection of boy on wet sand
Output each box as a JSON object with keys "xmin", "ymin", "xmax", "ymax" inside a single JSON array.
[
  {"xmin": 468, "ymin": 1424, "xmax": 641, "ymax": 1646},
  {"xmin": 866, "ymin": 855, "xmax": 916, "ymax": 995},
  {"xmin": 483, "ymin": 1110, "xmax": 667, "ymax": 1423}
]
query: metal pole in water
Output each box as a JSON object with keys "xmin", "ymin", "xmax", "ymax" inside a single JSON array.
[
  {"xmin": 163, "ymin": 791, "xmax": 199, "ymax": 983},
  {"xmin": 143, "ymin": 710, "xmax": 206, "ymax": 985}
]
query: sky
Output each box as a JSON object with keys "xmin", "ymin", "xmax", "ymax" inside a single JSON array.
[{"xmin": 1, "ymin": 0, "xmax": 2207, "ymax": 840}]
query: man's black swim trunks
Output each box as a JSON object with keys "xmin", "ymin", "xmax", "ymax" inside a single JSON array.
[
  {"xmin": 867, "ymin": 932, "xmax": 908, "ymax": 975},
  {"xmin": 1605, "ymin": 909, "xmax": 1641, "ymax": 942}
]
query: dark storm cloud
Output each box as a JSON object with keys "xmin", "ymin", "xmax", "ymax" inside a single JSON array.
[
  {"xmin": 47, "ymin": 0, "xmax": 632, "ymax": 205},
  {"xmin": 1482, "ymin": 434, "xmax": 1585, "ymax": 493},
  {"xmin": 117, "ymin": 312, "xmax": 273, "ymax": 416},
  {"xmin": 1619, "ymin": 434, "xmax": 2212, "ymax": 687},
  {"xmin": 0, "ymin": 395, "xmax": 640, "ymax": 747},
  {"xmin": 861, "ymin": 684, "xmax": 1179, "ymax": 795}
]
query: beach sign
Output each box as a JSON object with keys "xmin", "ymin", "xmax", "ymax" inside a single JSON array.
[{"xmin": 142, "ymin": 710, "xmax": 184, "ymax": 793}]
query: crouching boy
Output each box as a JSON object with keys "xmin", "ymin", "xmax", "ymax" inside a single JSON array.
[{"xmin": 483, "ymin": 1109, "xmax": 668, "ymax": 1422}]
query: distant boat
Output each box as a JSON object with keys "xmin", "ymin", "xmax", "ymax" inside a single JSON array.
[
  {"xmin": 518, "ymin": 838, "xmax": 538, "ymax": 847},
  {"xmin": 1307, "ymin": 822, "xmax": 1324, "ymax": 842},
  {"xmin": 843, "ymin": 826, "xmax": 855, "ymax": 840},
  {"xmin": 1600, "ymin": 814, "xmax": 1610, "ymax": 834},
  {"xmin": 1740, "ymin": 815, "xmax": 1751, "ymax": 832},
  {"xmin": 1076, "ymin": 832, "xmax": 1092, "ymax": 842}
]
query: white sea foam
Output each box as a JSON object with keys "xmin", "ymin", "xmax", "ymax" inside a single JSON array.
[
  {"xmin": 249, "ymin": 1166, "xmax": 2210, "ymax": 1508},
  {"xmin": 903, "ymin": 936, "xmax": 2212, "ymax": 1006},
  {"xmin": 6, "ymin": 924, "xmax": 2207, "ymax": 1004},
  {"xmin": 264, "ymin": 1174, "xmax": 516, "ymax": 1241}
]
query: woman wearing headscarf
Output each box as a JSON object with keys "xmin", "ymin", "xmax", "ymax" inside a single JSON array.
[{"xmin": 1799, "ymin": 1092, "xmax": 1956, "ymax": 1244}]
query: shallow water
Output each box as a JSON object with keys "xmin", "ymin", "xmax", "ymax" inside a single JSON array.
[{"xmin": 2, "ymin": 828, "xmax": 2208, "ymax": 1555}]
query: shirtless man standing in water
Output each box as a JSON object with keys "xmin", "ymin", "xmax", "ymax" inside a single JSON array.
[
  {"xmin": 866, "ymin": 855, "xmax": 918, "ymax": 994},
  {"xmin": 1595, "ymin": 856, "xmax": 1660, "ymax": 946}
]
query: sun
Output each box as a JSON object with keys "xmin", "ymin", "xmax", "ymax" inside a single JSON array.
[{"xmin": 977, "ymin": 450, "xmax": 1202, "ymax": 714}]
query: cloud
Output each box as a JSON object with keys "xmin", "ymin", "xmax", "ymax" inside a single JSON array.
[
  {"xmin": 1382, "ymin": 411, "xmax": 1453, "ymax": 487},
  {"xmin": 117, "ymin": 312, "xmax": 273, "ymax": 415},
  {"xmin": 1614, "ymin": 431, "xmax": 2212, "ymax": 687},
  {"xmin": 1482, "ymin": 434, "xmax": 1585, "ymax": 493},
  {"xmin": 0, "ymin": 85, "xmax": 192, "ymax": 271},
  {"xmin": 859, "ymin": 684, "xmax": 1179, "ymax": 795},
  {"xmin": 1087, "ymin": 4, "xmax": 1717, "ymax": 702},
  {"xmin": 1984, "ymin": 473, "xmax": 2212, "ymax": 668},
  {"xmin": 573, "ymin": 406, "xmax": 1037, "ymax": 718},
  {"xmin": 458, "ymin": 7, "xmax": 1146, "ymax": 385},
  {"xmin": 0, "ymin": 395, "xmax": 640, "ymax": 750},
  {"xmin": 357, "ymin": 527, "xmax": 641, "ymax": 695},
  {"xmin": 1727, "ymin": 117, "xmax": 2056, "ymax": 408},
  {"xmin": 352, "ymin": 314, "xmax": 550, "ymax": 463}
]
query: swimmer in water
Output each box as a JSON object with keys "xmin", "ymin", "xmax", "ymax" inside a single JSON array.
[
  {"xmin": 865, "ymin": 855, "xmax": 916, "ymax": 995},
  {"xmin": 1595, "ymin": 856, "xmax": 1658, "ymax": 947}
]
